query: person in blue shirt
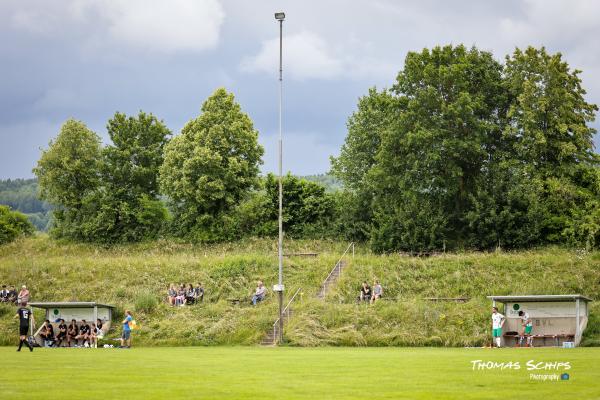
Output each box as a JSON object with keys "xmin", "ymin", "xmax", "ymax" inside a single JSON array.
[{"xmin": 120, "ymin": 310, "xmax": 133, "ymax": 348}]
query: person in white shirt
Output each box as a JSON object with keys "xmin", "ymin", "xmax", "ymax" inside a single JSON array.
[
  {"xmin": 251, "ymin": 281, "xmax": 266, "ymax": 306},
  {"xmin": 491, "ymin": 307, "xmax": 505, "ymax": 348},
  {"xmin": 518, "ymin": 310, "xmax": 533, "ymax": 347}
]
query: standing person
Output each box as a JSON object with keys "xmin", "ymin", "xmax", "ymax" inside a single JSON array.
[
  {"xmin": 371, "ymin": 280, "xmax": 383, "ymax": 304},
  {"xmin": 17, "ymin": 285, "xmax": 30, "ymax": 304},
  {"xmin": 120, "ymin": 310, "xmax": 133, "ymax": 348},
  {"xmin": 518, "ymin": 310, "xmax": 534, "ymax": 347},
  {"xmin": 251, "ymin": 281, "xmax": 266, "ymax": 306},
  {"xmin": 56, "ymin": 319, "xmax": 67, "ymax": 347},
  {"xmin": 491, "ymin": 307, "xmax": 505, "ymax": 348},
  {"xmin": 15, "ymin": 302, "xmax": 33, "ymax": 352},
  {"xmin": 67, "ymin": 319, "xmax": 78, "ymax": 347}
]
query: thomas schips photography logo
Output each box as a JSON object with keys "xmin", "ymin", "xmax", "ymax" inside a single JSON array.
[{"xmin": 470, "ymin": 360, "xmax": 572, "ymax": 381}]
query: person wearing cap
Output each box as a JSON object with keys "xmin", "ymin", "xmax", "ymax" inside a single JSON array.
[{"xmin": 17, "ymin": 285, "xmax": 30, "ymax": 304}]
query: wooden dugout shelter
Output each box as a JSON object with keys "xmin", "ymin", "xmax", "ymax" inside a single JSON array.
[{"xmin": 487, "ymin": 294, "xmax": 592, "ymax": 347}]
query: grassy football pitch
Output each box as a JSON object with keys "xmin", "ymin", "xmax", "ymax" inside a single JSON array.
[{"xmin": 0, "ymin": 347, "xmax": 598, "ymax": 399}]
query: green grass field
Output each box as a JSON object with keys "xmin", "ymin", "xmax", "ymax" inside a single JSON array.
[{"xmin": 0, "ymin": 347, "xmax": 598, "ymax": 399}]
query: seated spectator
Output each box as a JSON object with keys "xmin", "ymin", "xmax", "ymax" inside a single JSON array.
[
  {"xmin": 0, "ymin": 285, "xmax": 9, "ymax": 302},
  {"xmin": 96, "ymin": 319, "xmax": 104, "ymax": 339},
  {"xmin": 186, "ymin": 284, "xmax": 196, "ymax": 305},
  {"xmin": 176, "ymin": 284, "xmax": 186, "ymax": 306},
  {"xmin": 251, "ymin": 280, "xmax": 266, "ymax": 306},
  {"xmin": 89, "ymin": 323, "xmax": 98, "ymax": 348},
  {"xmin": 67, "ymin": 319, "xmax": 78, "ymax": 347},
  {"xmin": 371, "ymin": 280, "xmax": 383, "ymax": 304},
  {"xmin": 56, "ymin": 319, "xmax": 67, "ymax": 347},
  {"xmin": 358, "ymin": 281, "xmax": 371, "ymax": 303},
  {"xmin": 76, "ymin": 319, "xmax": 91, "ymax": 347},
  {"xmin": 39, "ymin": 320, "xmax": 55, "ymax": 347},
  {"xmin": 167, "ymin": 284, "xmax": 176, "ymax": 306},
  {"xmin": 7, "ymin": 286, "xmax": 17, "ymax": 304},
  {"xmin": 17, "ymin": 285, "xmax": 30, "ymax": 304},
  {"xmin": 195, "ymin": 283, "xmax": 204, "ymax": 303}
]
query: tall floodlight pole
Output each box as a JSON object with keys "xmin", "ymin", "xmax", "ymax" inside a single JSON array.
[{"xmin": 274, "ymin": 11, "xmax": 285, "ymax": 344}]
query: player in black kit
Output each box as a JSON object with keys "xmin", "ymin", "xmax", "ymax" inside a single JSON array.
[{"xmin": 15, "ymin": 301, "xmax": 34, "ymax": 352}]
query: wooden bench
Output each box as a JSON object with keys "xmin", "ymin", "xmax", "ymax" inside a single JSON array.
[
  {"xmin": 425, "ymin": 297, "xmax": 470, "ymax": 303},
  {"xmin": 503, "ymin": 333, "xmax": 574, "ymax": 347}
]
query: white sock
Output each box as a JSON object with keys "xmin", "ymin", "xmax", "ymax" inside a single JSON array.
[{"xmin": 496, "ymin": 338, "xmax": 501, "ymax": 347}]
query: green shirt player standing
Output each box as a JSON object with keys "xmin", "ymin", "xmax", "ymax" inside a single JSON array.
[
  {"xmin": 15, "ymin": 301, "xmax": 34, "ymax": 352},
  {"xmin": 491, "ymin": 307, "xmax": 505, "ymax": 348}
]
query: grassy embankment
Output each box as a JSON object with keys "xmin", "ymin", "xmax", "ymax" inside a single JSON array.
[{"xmin": 0, "ymin": 236, "xmax": 598, "ymax": 346}]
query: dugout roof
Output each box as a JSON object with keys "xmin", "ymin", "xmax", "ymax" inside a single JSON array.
[
  {"xmin": 28, "ymin": 302, "xmax": 114, "ymax": 309},
  {"xmin": 486, "ymin": 294, "xmax": 592, "ymax": 303}
]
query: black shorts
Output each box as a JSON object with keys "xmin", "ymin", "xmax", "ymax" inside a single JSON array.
[{"xmin": 19, "ymin": 326, "xmax": 28, "ymax": 336}]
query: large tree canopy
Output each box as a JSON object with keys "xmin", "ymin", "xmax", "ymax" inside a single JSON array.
[
  {"xmin": 332, "ymin": 45, "xmax": 599, "ymax": 251},
  {"xmin": 160, "ymin": 88, "xmax": 264, "ymax": 239}
]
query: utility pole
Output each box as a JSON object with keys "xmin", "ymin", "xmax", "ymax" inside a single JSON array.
[{"xmin": 274, "ymin": 11, "xmax": 285, "ymax": 344}]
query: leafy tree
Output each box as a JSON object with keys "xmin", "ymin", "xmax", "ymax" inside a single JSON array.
[
  {"xmin": 371, "ymin": 45, "xmax": 506, "ymax": 250},
  {"xmin": 86, "ymin": 112, "xmax": 171, "ymax": 243},
  {"xmin": 504, "ymin": 47, "xmax": 598, "ymax": 175},
  {"xmin": 103, "ymin": 112, "xmax": 171, "ymax": 197},
  {"xmin": 33, "ymin": 119, "xmax": 102, "ymax": 239},
  {"xmin": 0, "ymin": 205, "xmax": 34, "ymax": 245},
  {"xmin": 160, "ymin": 88, "xmax": 264, "ymax": 240},
  {"xmin": 334, "ymin": 44, "xmax": 599, "ymax": 251}
]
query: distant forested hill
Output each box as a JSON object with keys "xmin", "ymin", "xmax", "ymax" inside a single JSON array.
[
  {"xmin": 298, "ymin": 174, "xmax": 343, "ymax": 192},
  {"xmin": 0, "ymin": 178, "xmax": 51, "ymax": 231}
]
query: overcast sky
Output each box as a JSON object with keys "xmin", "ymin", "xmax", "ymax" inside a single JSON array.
[{"xmin": 1, "ymin": 0, "xmax": 599, "ymax": 179}]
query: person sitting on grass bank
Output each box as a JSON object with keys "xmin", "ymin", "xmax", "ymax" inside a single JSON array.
[
  {"xmin": 371, "ymin": 280, "xmax": 383, "ymax": 304},
  {"xmin": 358, "ymin": 281, "xmax": 371, "ymax": 303},
  {"xmin": 120, "ymin": 310, "xmax": 133, "ymax": 348},
  {"xmin": 195, "ymin": 283, "xmax": 204, "ymax": 303},
  {"xmin": 251, "ymin": 281, "xmax": 266, "ymax": 306},
  {"xmin": 67, "ymin": 319, "xmax": 78, "ymax": 347},
  {"xmin": 0, "ymin": 285, "xmax": 9, "ymax": 302},
  {"xmin": 176, "ymin": 284, "xmax": 186, "ymax": 306},
  {"xmin": 17, "ymin": 285, "xmax": 30, "ymax": 304},
  {"xmin": 186, "ymin": 283, "xmax": 196, "ymax": 305},
  {"xmin": 167, "ymin": 284, "xmax": 176, "ymax": 306},
  {"xmin": 8, "ymin": 286, "xmax": 17, "ymax": 304}
]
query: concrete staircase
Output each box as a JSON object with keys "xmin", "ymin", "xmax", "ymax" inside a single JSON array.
[
  {"xmin": 260, "ymin": 308, "xmax": 294, "ymax": 346},
  {"xmin": 260, "ymin": 243, "xmax": 354, "ymax": 346},
  {"xmin": 317, "ymin": 260, "xmax": 347, "ymax": 299}
]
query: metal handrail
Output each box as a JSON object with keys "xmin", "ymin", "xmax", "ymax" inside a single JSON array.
[
  {"xmin": 321, "ymin": 242, "xmax": 354, "ymax": 286},
  {"xmin": 272, "ymin": 287, "xmax": 302, "ymax": 329}
]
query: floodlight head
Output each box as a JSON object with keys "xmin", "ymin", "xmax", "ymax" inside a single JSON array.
[{"xmin": 274, "ymin": 12, "xmax": 285, "ymax": 21}]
